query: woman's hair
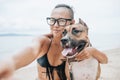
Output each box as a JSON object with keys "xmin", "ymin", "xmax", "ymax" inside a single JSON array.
[{"xmin": 54, "ymin": 4, "xmax": 74, "ymax": 19}]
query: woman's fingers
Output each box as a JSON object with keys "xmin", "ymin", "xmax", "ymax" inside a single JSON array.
[
  {"xmin": 0, "ymin": 61, "xmax": 14, "ymax": 79},
  {"xmin": 76, "ymin": 49, "xmax": 91, "ymax": 61}
]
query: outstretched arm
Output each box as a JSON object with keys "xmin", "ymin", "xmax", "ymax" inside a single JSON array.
[
  {"xmin": 0, "ymin": 36, "xmax": 44, "ymax": 79},
  {"xmin": 10, "ymin": 37, "xmax": 42, "ymax": 69}
]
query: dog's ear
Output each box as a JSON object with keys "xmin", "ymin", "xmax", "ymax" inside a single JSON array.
[
  {"xmin": 79, "ymin": 18, "xmax": 86, "ymax": 26},
  {"xmin": 79, "ymin": 18, "xmax": 88, "ymax": 33},
  {"xmin": 79, "ymin": 18, "xmax": 88, "ymax": 27}
]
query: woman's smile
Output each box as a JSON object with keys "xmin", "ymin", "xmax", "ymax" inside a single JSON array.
[{"xmin": 53, "ymin": 29, "xmax": 62, "ymax": 33}]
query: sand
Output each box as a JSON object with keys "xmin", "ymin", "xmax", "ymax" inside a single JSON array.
[
  {"xmin": 100, "ymin": 48, "xmax": 120, "ymax": 80},
  {"xmin": 12, "ymin": 48, "xmax": 120, "ymax": 80}
]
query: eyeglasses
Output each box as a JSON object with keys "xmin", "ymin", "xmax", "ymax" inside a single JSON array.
[{"xmin": 46, "ymin": 17, "xmax": 72, "ymax": 26}]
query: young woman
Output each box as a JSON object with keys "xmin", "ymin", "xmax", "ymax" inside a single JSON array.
[{"xmin": 0, "ymin": 4, "xmax": 108, "ymax": 80}]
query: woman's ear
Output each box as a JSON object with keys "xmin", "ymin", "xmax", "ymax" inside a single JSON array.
[{"xmin": 71, "ymin": 19, "xmax": 75, "ymax": 25}]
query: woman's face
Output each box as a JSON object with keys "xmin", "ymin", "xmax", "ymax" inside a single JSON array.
[{"xmin": 49, "ymin": 7, "xmax": 74, "ymax": 37}]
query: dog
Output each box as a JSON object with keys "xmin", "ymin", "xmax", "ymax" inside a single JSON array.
[{"xmin": 61, "ymin": 19, "xmax": 100, "ymax": 80}]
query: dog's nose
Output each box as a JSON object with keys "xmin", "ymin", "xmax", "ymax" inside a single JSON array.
[{"xmin": 61, "ymin": 39, "xmax": 68, "ymax": 45}]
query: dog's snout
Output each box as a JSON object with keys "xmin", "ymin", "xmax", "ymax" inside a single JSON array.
[{"xmin": 61, "ymin": 39, "xmax": 69, "ymax": 44}]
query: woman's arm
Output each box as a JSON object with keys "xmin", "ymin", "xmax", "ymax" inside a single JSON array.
[
  {"xmin": 76, "ymin": 47, "xmax": 108, "ymax": 64},
  {"xmin": 0, "ymin": 36, "xmax": 45, "ymax": 78},
  {"xmin": 87, "ymin": 47, "xmax": 108, "ymax": 64},
  {"xmin": 12, "ymin": 37, "xmax": 44, "ymax": 69}
]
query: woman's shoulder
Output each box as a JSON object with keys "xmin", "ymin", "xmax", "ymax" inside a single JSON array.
[
  {"xmin": 33, "ymin": 36, "xmax": 49, "ymax": 44},
  {"xmin": 31, "ymin": 34, "xmax": 53, "ymax": 56},
  {"xmin": 33, "ymin": 33, "xmax": 53, "ymax": 44}
]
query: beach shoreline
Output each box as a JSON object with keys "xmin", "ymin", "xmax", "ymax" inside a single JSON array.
[{"xmin": 12, "ymin": 48, "xmax": 120, "ymax": 80}]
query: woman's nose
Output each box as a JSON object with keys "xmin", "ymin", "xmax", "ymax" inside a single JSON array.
[{"xmin": 54, "ymin": 21, "xmax": 59, "ymax": 27}]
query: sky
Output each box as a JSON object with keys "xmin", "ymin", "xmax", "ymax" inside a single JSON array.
[{"xmin": 0, "ymin": 0, "xmax": 120, "ymax": 35}]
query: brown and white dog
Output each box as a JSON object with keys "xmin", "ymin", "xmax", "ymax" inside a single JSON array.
[{"xmin": 61, "ymin": 19, "xmax": 100, "ymax": 80}]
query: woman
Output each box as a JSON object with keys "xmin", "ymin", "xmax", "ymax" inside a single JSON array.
[{"xmin": 0, "ymin": 4, "xmax": 108, "ymax": 80}]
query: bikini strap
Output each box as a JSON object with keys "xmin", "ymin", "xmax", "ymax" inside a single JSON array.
[{"xmin": 46, "ymin": 39, "xmax": 52, "ymax": 54}]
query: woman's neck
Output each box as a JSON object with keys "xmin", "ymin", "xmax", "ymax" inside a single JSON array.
[{"xmin": 52, "ymin": 36, "xmax": 62, "ymax": 45}]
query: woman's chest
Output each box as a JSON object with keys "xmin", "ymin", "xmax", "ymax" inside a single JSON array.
[{"xmin": 47, "ymin": 43, "xmax": 64, "ymax": 66}]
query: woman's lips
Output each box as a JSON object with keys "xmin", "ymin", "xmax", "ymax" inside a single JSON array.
[{"xmin": 53, "ymin": 30, "xmax": 61, "ymax": 33}]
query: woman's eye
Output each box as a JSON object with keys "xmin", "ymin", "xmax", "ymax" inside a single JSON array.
[{"xmin": 50, "ymin": 19, "xmax": 55, "ymax": 23}]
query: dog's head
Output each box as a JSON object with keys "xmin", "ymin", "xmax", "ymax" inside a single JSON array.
[{"xmin": 61, "ymin": 18, "xmax": 90, "ymax": 59}]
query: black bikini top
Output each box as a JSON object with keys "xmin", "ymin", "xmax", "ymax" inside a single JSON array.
[{"xmin": 37, "ymin": 40, "xmax": 67, "ymax": 80}]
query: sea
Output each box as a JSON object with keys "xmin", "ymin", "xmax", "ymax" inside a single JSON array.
[{"xmin": 0, "ymin": 33, "xmax": 120, "ymax": 67}]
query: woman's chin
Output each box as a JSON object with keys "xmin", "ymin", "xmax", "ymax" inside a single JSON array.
[{"xmin": 53, "ymin": 32, "xmax": 61, "ymax": 37}]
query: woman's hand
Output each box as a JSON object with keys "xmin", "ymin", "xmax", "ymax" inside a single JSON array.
[
  {"xmin": 75, "ymin": 47, "xmax": 108, "ymax": 64},
  {"xmin": 0, "ymin": 59, "xmax": 15, "ymax": 79},
  {"xmin": 75, "ymin": 47, "xmax": 92, "ymax": 61}
]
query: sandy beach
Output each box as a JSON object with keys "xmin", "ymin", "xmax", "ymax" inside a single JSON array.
[{"xmin": 12, "ymin": 48, "xmax": 120, "ymax": 80}]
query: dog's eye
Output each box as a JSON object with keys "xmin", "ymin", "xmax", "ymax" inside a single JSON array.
[
  {"xmin": 62, "ymin": 29, "xmax": 67, "ymax": 36},
  {"xmin": 72, "ymin": 29, "xmax": 82, "ymax": 35}
]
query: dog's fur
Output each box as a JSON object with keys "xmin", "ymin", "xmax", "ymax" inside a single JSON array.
[{"xmin": 61, "ymin": 19, "xmax": 100, "ymax": 80}]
